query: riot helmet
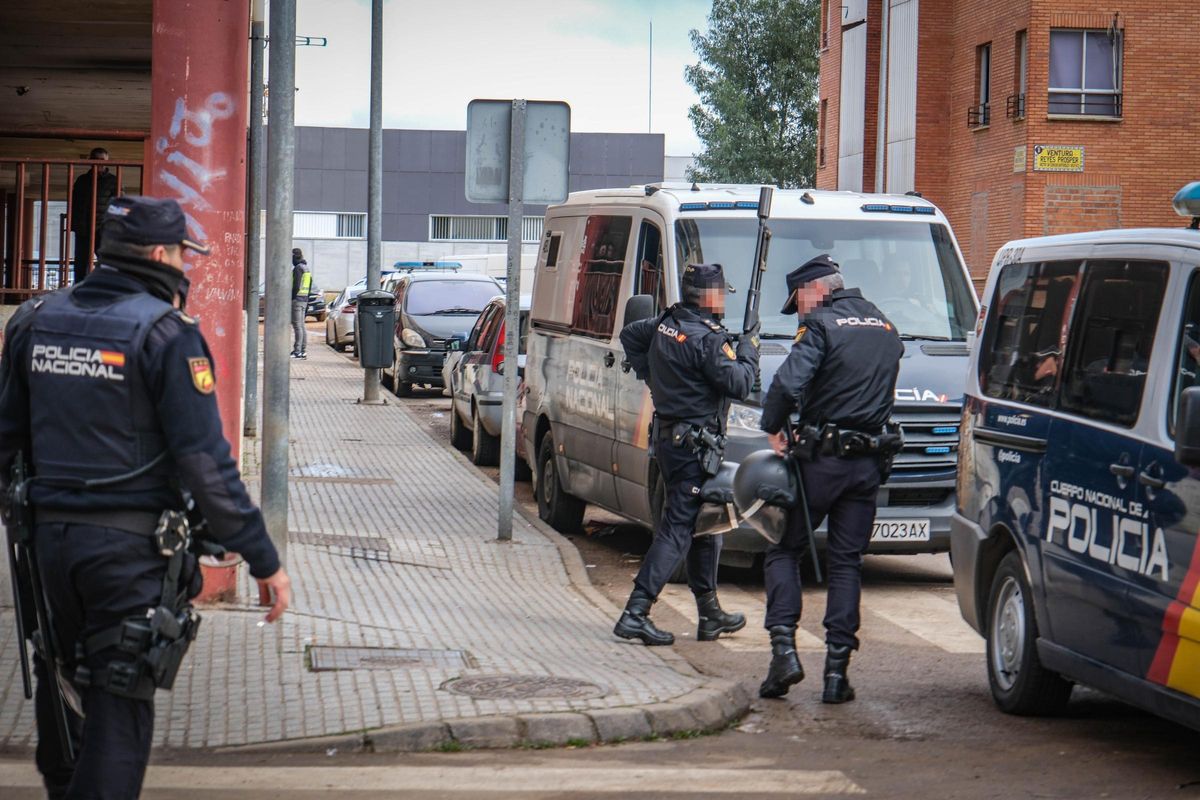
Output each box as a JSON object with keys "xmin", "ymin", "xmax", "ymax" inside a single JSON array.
[{"xmin": 732, "ymin": 449, "xmax": 798, "ymax": 544}]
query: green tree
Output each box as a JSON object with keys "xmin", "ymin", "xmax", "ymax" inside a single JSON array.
[{"xmin": 686, "ymin": 0, "xmax": 820, "ymax": 187}]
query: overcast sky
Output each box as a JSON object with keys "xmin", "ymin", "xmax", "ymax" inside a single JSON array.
[{"xmin": 292, "ymin": 0, "xmax": 711, "ymax": 156}]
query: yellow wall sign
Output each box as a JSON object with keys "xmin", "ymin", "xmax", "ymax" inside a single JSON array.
[{"xmin": 1033, "ymin": 145, "xmax": 1084, "ymax": 172}]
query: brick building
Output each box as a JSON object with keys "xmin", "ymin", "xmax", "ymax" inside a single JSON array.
[{"xmin": 815, "ymin": 0, "xmax": 1200, "ymax": 281}]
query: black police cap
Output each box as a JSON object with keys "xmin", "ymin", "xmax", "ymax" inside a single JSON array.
[
  {"xmin": 682, "ymin": 262, "xmax": 725, "ymax": 291},
  {"xmin": 103, "ymin": 196, "xmax": 210, "ymax": 255},
  {"xmin": 780, "ymin": 254, "xmax": 839, "ymax": 314}
]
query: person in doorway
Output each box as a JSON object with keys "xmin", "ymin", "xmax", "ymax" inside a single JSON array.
[
  {"xmin": 70, "ymin": 148, "xmax": 119, "ymax": 285},
  {"xmin": 613, "ymin": 263, "xmax": 759, "ymax": 646},
  {"xmin": 291, "ymin": 248, "xmax": 311, "ymax": 359}
]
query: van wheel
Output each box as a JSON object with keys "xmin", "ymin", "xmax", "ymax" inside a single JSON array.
[
  {"xmin": 471, "ymin": 406, "xmax": 499, "ymax": 466},
  {"xmin": 537, "ymin": 432, "xmax": 584, "ymax": 534},
  {"xmin": 450, "ymin": 405, "xmax": 471, "ymax": 451},
  {"xmin": 514, "ymin": 454, "xmax": 533, "ymax": 482},
  {"xmin": 986, "ymin": 551, "xmax": 1073, "ymax": 715},
  {"xmin": 649, "ymin": 467, "xmax": 688, "ymax": 584}
]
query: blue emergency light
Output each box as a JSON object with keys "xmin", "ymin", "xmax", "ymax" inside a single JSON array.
[
  {"xmin": 679, "ymin": 202, "xmax": 708, "ymax": 211},
  {"xmin": 1173, "ymin": 181, "xmax": 1200, "ymax": 229},
  {"xmin": 679, "ymin": 200, "xmax": 760, "ymax": 211},
  {"xmin": 931, "ymin": 426, "xmax": 958, "ymax": 435},
  {"xmin": 734, "ymin": 201, "xmax": 760, "ymax": 209},
  {"xmin": 924, "ymin": 446, "xmax": 952, "ymax": 455},
  {"xmin": 861, "ymin": 203, "xmax": 937, "ymax": 215}
]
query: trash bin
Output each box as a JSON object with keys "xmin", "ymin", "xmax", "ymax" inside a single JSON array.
[{"xmin": 355, "ymin": 289, "xmax": 396, "ymax": 368}]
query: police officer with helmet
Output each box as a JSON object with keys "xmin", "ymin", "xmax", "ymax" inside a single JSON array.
[
  {"xmin": 613, "ymin": 263, "xmax": 759, "ymax": 645},
  {"xmin": 757, "ymin": 255, "xmax": 903, "ymax": 702},
  {"xmin": 0, "ymin": 196, "xmax": 292, "ymax": 798}
]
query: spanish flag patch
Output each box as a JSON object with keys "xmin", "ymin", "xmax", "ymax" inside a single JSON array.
[
  {"xmin": 188, "ymin": 357, "xmax": 216, "ymax": 395},
  {"xmin": 722, "ymin": 342, "xmax": 737, "ymax": 360},
  {"xmin": 98, "ymin": 350, "xmax": 125, "ymax": 367}
]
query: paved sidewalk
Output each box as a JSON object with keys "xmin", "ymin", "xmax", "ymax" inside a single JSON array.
[{"xmin": 0, "ymin": 341, "xmax": 749, "ymax": 753}]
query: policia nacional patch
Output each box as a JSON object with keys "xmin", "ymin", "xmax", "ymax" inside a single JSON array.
[
  {"xmin": 722, "ymin": 342, "xmax": 737, "ymax": 360},
  {"xmin": 189, "ymin": 357, "xmax": 216, "ymax": 395}
]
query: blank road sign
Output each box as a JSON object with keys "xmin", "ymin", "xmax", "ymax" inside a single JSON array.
[{"xmin": 466, "ymin": 99, "xmax": 570, "ymax": 205}]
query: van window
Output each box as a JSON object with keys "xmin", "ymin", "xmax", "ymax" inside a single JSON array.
[
  {"xmin": 1171, "ymin": 271, "xmax": 1200, "ymax": 435},
  {"xmin": 1059, "ymin": 261, "xmax": 1166, "ymax": 426},
  {"xmin": 676, "ymin": 218, "xmax": 975, "ymax": 341},
  {"xmin": 979, "ymin": 261, "xmax": 1082, "ymax": 407},
  {"xmin": 635, "ymin": 221, "xmax": 668, "ymax": 313},
  {"xmin": 571, "ymin": 215, "xmax": 631, "ymax": 339}
]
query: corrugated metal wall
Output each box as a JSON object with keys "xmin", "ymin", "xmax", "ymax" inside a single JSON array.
[
  {"xmin": 886, "ymin": 0, "xmax": 919, "ymax": 194},
  {"xmin": 838, "ymin": 23, "xmax": 868, "ymax": 192}
]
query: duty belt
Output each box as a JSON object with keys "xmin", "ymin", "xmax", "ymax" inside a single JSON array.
[
  {"xmin": 36, "ymin": 508, "xmax": 163, "ymax": 537},
  {"xmin": 793, "ymin": 422, "xmax": 903, "ymax": 460}
]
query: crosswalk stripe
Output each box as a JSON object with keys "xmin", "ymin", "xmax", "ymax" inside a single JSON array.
[
  {"xmin": 0, "ymin": 762, "xmax": 867, "ymax": 794},
  {"xmin": 656, "ymin": 586, "xmax": 824, "ymax": 651},
  {"xmin": 861, "ymin": 588, "xmax": 985, "ymax": 654}
]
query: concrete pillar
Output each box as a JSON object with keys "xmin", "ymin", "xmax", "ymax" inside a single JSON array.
[{"xmin": 148, "ymin": 0, "xmax": 251, "ymax": 457}]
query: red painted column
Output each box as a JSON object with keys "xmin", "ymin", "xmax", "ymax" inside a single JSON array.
[{"xmin": 148, "ymin": 0, "xmax": 250, "ymax": 458}]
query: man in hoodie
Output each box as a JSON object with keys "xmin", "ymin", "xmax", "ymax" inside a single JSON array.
[{"xmin": 291, "ymin": 247, "xmax": 311, "ymax": 358}]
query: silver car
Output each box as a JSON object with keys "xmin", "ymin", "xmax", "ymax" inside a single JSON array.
[
  {"xmin": 448, "ymin": 294, "xmax": 530, "ymax": 472},
  {"xmin": 324, "ymin": 282, "xmax": 364, "ymax": 352}
]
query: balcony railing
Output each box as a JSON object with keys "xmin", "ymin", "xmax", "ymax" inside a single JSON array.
[{"xmin": 1006, "ymin": 93, "xmax": 1026, "ymax": 119}]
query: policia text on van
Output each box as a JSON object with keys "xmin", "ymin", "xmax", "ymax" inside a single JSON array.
[
  {"xmin": 522, "ymin": 184, "xmax": 977, "ymax": 566},
  {"xmin": 952, "ymin": 182, "xmax": 1200, "ymax": 732}
]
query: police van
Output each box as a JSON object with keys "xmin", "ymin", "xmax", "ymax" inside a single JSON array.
[
  {"xmin": 952, "ymin": 183, "xmax": 1200, "ymax": 731},
  {"xmin": 522, "ymin": 183, "xmax": 978, "ymax": 566}
]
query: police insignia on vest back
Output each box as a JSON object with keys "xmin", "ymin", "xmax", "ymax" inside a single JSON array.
[{"xmin": 30, "ymin": 344, "xmax": 126, "ymax": 381}]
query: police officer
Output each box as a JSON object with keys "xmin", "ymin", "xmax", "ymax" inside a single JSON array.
[
  {"xmin": 758, "ymin": 255, "xmax": 902, "ymax": 703},
  {"xmin": 0, "ymin": 196, "xmax": 292, "ymax": 798},
  {"xmin": 291, "ymin": 247, "xmax": 311, "ymax": 359},
  {"xmin": 613, "ymin": 263, "xmax": 759, "ymax": 645}
]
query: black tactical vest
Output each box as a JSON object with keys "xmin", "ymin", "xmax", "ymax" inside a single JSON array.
[{"xmin": 27, "ymin": 288, "xmax": 176, "ymax": 492}]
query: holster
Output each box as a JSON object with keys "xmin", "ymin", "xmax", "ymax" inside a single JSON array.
[{"xmin": 671, "ymin": 422, "xmax": 726, "ymax": 477}]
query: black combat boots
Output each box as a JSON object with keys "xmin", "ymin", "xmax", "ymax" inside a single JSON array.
[
  {"xmin": 613, "ymin": 589, "xmax": 675, "ymax": 646},
  {"xmin": 822, "ymin": 644, "xmax": 856, "ymax": 704},
  {"xmin": 758, "ymin": 625, "xmax": 805, "ymax": 698},
  {"xmin": 695, "ymin": 591, "xmax": 746, "ymax": 641}
]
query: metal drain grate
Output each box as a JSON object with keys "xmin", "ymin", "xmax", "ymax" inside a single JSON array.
[
  {"xmin": 308, "ymin": 646, "xmax": 476, "ymax": 672},
  {"xmin": 291, "ymin": 531, "xmax": 392, "ymax": 552},
  {"xmin": 442, "ymin": 675, "xmax": 607, "ymax": 700}
]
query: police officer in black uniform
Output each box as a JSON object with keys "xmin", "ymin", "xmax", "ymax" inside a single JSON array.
[
  {"xmin": 0, "ymin": 196, "xmax": 292, "ymax": 799},
  {"xmin": 757, "ymin": 255, "xmax": 903, "ymax": 702},
  {"xmin": 613, "ymin": 263, "xmax": 759, "ymax": 645}
]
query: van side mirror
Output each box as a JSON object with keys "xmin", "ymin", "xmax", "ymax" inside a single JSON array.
[
  {"xmin": 448, "ymin": 336, "xmax": 464, "ymax": 352},
  {"xmin": 624, "ymin": 294, "xmax": 656, "ymax": 328},
  {"xmin": 1176, "ymin": 387, "xmax": 1200, "ymax": 466}
]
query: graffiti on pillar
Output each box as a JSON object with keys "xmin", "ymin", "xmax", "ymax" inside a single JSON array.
[{"xmin": 155, "ymin": 92, "xmax": 237, "ymax": 256}]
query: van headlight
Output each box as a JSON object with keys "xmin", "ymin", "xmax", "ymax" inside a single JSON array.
[
  {"xmin": 726, "ymin": 403, "xmax": 763, "ymax": 432},
  {"xmin": 401, "ymin": 328, "xmax": 426, "ymax": 349}
]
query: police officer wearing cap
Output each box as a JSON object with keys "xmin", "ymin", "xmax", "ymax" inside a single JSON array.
[
  {"xmin": 613, "ymin": 263, "xmax": 759, "ymax": 646},
  {"xmin": 757, "ymin": 255, "xmax": 902, "ymax": 703},
  {"xmin": 0, "ymin": 196, "xmax": 292, "ymax": 798}
]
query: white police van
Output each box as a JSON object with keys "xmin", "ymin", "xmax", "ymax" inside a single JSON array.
[
  {"xmin": 522, "ymin": 183, "xmax": 978, "ymax": 566},
  {"xmin": 952, "ymin": 182, "xmax": 1200, "ymax": 731}
]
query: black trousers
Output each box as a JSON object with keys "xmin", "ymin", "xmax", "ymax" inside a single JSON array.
[
  {"xmin": 633, "ymin": 435, "xmax": 720, "ymax": 600},
  {"xmin": 33, "ymin": 522, "xmax": 165, "ymax": 800},
  {"xmin": 763, "ymin": 455, "xmax": 882, "ymax": 649}
]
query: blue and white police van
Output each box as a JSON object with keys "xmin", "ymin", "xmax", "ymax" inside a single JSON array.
[{"xmin": 952, "ymin": 183, "xmax": 1200, "ymax": 731}]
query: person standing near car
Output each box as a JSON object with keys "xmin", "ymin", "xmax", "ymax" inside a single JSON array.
[
  {"xmin": 291, "ymin": 248, "xmax": 311, "ymax": 359},
  {"xmin": 613, "ymin": 263, "xmax": 759, "ymax": 646},
  {"xmin": 758, "ymin": 255, "xmax": 903, "ymax": 703}
]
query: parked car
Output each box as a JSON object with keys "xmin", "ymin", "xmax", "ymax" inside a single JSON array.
[
  {"xmin": 952, "ymin": 182, "xmax": 1200, "ymax": 732},
  {"xmin": 258, "ymin": 283, "xmax": 327, "ymax": 322},
  {"xmin": 447, "ymin": 294, "xmax": 531, "ymax": 473},
  {"xmin": 325, "ymin": 268, "xmax": 405, "ymax": 352},
  {"xmin": 381, "ymin": 268, "xmax": 501, "ymax": 396},
  {"xmin": 523, "ymin": 184, "xmax": 977, "ymax": 560}
]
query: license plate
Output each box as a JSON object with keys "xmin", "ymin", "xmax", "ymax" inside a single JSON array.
[{"xmin": 871, "ymin": 518, "xmax": 931, "ymax": 542}]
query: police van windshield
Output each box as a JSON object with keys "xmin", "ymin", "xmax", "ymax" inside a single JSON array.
[
  {"xmin": 675, "ymin": 218, "xmax": 976, "ymax": 341},
  {"xmin": 406, "ymin": 281, "xmax": 499, "ymax": 316}
]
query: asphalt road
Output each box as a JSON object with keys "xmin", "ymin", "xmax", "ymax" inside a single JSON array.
[{"xmin": 5, "ymin": 365, "xmax": 1198, "ymax": 799}]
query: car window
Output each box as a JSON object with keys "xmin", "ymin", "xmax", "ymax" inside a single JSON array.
[
  {"xmin": 405, "ymin": 280, "xmax": 498, "ymax": 315},
  {"xmin": 979, "ymin": 260, "xmax": 1082, "ymax": 408},
  {"xmin": 472, "ymin": 303, "xmax": 502, "ymax": 352},
  {"xmin": 571, "ymin": 215, "xmax": 631, "ymax": 339},
  {"xmin": 635, "ymin": 220, "xmax": 668, "ymax": 313},
  {"xmin": 1169, "ymin": 270, "xmax": 1200, "ymax": 436},
  {"xmin": 1059, "ymin": 260, "xmax": 1166, "ymax": 427}
]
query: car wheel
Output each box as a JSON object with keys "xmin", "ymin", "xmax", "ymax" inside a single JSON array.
[
  {"xmin": 648, "ymin": 465, "xmax": 688, "ymax": 584},
  {"xmin": 986, "ymin": 551, "xmax": 1073, "ymax": 715},
  {"xmin": 334, "ymin": 340, "xmax": 348, "ymax": 353},
  {"xmin": 536, "ymin": 431, "xmax": 584, "ymax": 534},
  {"xmin": 394, "ymin": 380, "xmax": 413, "ymax": 397},
  {"xmin": 450, "ymin": 403, "xmax": 472, "ymax": 451},
  {"xmin": 316, "ymin": 310, "xmax": 328, "ymax": 323},
  {"xmin": 470, "ymin": 406, "xmax": 500, "ymax": 466},
  {"xmin": 514, "ymin": 453, "xmax": 533, "ymax": 482}
]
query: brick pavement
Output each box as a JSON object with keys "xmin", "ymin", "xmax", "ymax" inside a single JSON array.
[{"xmin": 0, "ymin": 339, "xmax": 749, "ymax": 753}]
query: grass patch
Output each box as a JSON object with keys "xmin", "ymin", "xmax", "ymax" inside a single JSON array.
[
  {"xmin": 565, "ymin": 738, "xmax": 593, "ymax": 748},
  {"xmin": 433, "ymin": 740, "xmax": 468, "ymax": 753},
  {"xmin": 669, "ymin": 729, "xmax": 705, "ymax": 740}
]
